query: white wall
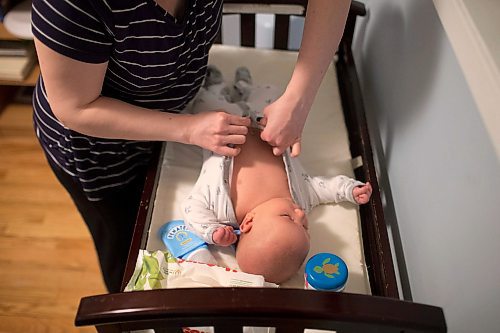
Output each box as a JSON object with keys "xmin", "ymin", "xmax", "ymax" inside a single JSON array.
[{"xmin": 353, "ymin": 0, "xmax": 500, "ymax": 332}]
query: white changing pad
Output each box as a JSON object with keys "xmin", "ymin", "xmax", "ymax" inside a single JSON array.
[{"xmin": 145, "ymin": 45, "xmax": 370, "ymax": 294}]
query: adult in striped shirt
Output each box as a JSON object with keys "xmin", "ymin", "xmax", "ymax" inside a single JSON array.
[{"xmin": 32, "ymin": 0, "xmax": 351, "ymax": 293}]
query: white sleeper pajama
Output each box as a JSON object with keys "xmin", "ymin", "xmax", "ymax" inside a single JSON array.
[
  {"xmin": 182, "ymin": 66, "xmax": 364, "ymax": 244},
  {"xmin": 181, "ymin": 149, "xmax": 364, "ymax": 244}
]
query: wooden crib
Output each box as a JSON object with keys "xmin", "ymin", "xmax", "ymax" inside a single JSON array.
[{"xmin": 75, "ymin": 1, "xmax": 447, "ymax": 332}]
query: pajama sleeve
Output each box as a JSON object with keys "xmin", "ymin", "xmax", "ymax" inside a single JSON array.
[
  {"xmin": 307, "ymin": 175, "xmax": 365, "ymax": 206},
  {"xmin": 181, "ymin": 194, "xmax": 232, "ymax": 245}
]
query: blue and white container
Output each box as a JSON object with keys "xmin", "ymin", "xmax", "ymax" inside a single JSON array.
[
  {"xmin": 158, "ymin": 220, "xmax": 208, "ymax": 260},
  {"xmin": 304, "ymin": 253, "xmax": 348, "ymax": 292}
]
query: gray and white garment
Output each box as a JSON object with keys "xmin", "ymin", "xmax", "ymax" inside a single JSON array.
[{"xmin": 182, "ymin": 66, "xmax": 364, "ymax": 244}]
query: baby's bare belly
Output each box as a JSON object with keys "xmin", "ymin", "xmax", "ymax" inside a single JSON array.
[{"xmin": 231, "ymin": 129, "xmax": 291, "ymax": 223}]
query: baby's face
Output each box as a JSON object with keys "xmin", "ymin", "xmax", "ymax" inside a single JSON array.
[
  {"xmin": 250, "ymin": 197, "xmax": 309, "ymax": 237},
  {"xmin": 237, "ymin": 198, "xmax": 311, "ymax": 283}
]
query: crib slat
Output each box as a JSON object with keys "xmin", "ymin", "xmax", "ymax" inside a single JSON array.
[
  {"xmin": 121, "ymin": 142, "xmax": 163, "ymax": 291},
  {"xmin": 96, "ymin": 325, "xmax": 120, "ymax": 333},
  {"xmin": 240, "ymin": 13, "xmax": 256, "ymax": 47},
  {"xmin": 214, "ymin": 325, "xmax": 242, "ymax": 333},
  {"xmin": 154, "ymin": 328, "xmax": 183, "ymax": 333},
  {"xmin": 274, "ymin": 14, "xmax": 290, "ymax": 50},
  {"xmin": 275, "ymin": 325, "xmax": 305, "ymax": 333},
  {"xmin": 214, "ymin": 29, "xmax": 222, "ymax": 44},
  {"xmin": 336, "ymin": 8, "xmax": 399, "ymax": 299}
]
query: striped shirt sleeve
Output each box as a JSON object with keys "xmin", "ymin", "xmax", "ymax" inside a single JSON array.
[{"xmin": 31, "ymin": 0, "xmax": 113, "ymax": 63}]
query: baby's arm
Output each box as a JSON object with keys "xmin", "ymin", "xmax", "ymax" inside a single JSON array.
[
  {"xmin": 308, "ymin": 174, "xmax": 369, "ymax": 205},
  {"xmin": 181, "ymin": 195, "xmax": 237, "ymax": 246}
]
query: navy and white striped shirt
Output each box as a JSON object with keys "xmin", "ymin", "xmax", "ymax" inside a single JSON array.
[{"xmin": 31, "ymin": 0, "xmax": 222, "ymax": 201}]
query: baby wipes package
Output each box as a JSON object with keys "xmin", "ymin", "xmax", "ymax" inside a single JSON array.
[{"xmin": 125, "ymin": 250, "xmax": 278, "ymax": 291}]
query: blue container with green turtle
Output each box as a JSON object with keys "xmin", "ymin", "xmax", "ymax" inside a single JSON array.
[{"xmin": 304, "ymin": 252, "xmax": 348, "ymax": 292}]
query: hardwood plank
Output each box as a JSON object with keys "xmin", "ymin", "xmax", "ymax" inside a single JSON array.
[
  {"xmin": 0, "ymin": 22, "xmax": 21, "ymax": 40},
  {"xmin": 0, "ymin": 206, "xmax": 90, "ymax": 239},
  {"xmin": 0, "ymin": 238, "xmax": 101, "ymax": 270},
  {"xmin": 0, "ymin": 101, "xmax": 34, "ymax": 126},
  {"xmin": 0, "ymin": 183, "xmax": 78, "ymax": 204},
  {"xmin": 0, "ymin": 64, "xmax": 40, "ymax": 87},
  {"xmin": 0, "ymin": 167, "xmax": 64, "ymax": 185},
  {"xmin": 0, "ymin": 103, "xmax": 106, "ymax": 333},
  {"xmin": 0, "ymin": 316, "xmax": 97, "ymax": 333}
]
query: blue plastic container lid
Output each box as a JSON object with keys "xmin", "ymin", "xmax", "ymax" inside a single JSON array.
[{"xmin": 305, "ymin": 253, "xmax": 348, "ymax": 291}]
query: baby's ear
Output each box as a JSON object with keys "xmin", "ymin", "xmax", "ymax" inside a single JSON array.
[{"xmin": 240, "ymin": 212, "xmax": 255, "ymax": 233}]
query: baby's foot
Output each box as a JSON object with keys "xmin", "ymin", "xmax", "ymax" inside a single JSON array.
[
  {"xmin": 204, "ymin": 65, "xmax": 224, "ymax": 87},
  {"xmin": 234, "ymin": 66, "xmax": 252, "ymax": 85},
  {"xmin": 232, "ymin": 80, "xmax": 251, "ymax": 102}
]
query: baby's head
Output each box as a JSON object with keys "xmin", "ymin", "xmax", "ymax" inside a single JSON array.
[{"xmin": 236, "ymin": 197, "xmax": 310, "ymax": 284}]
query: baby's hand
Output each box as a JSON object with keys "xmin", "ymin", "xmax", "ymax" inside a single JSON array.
[
  {"xmin": 212, "ymin": 226, "xmax": 238, "ymax": 246},
  {"xmin": 353, "ymin": 182, "xmax": 372, "ymax": 204}
]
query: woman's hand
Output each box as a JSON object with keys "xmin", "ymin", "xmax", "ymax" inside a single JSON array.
[
  {"xmin": 259, "ymin": 92, "xmax": 309, "ymax": 157},
  {"xmin": 187, "ymin": 110, "xmax": 251, "ymax": 156},
  {"xmin": 259, "ymin": 0, "xmax": 351, "ymax": 157},
  {"xmin": 212, "ymin": 226, "xmax": 238, "ymax": 246}
]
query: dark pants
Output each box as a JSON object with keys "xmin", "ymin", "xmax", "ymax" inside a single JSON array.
[{"xmin": 47, "ymin": 159, "xmax": 147, "ymax": 293}]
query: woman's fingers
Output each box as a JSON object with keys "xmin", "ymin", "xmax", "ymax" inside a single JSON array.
[
  {"xmin": 290, "ymin": 141, "xmax": 301, "ymax": 157},
  {"xmin": 190, "ymin": 111, "xmax": 251, "ymax": 156},
  {"xmin": 272, "ymin": 146, "xmax": 285, "ymax": 156},
  {"xmin": 227, "ymin": 113, "xmax": 251, "ymax": 126},
  {"xmin": 258, "ymin": 116, "xmax": 267, "ymax": 127},
  {"xmin": 216, "ymin": 145, "xmax": 241, "ymax": 157},
  {"xmin": 224, "ymin": 134, "xmax": 246, "ymax": 145},
  {"xmin": 227, "ymin": 124, "xmax": 249, "ymax": 135}
]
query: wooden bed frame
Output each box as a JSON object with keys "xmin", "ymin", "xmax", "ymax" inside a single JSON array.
[{"xmin": 75, "ymin": 1, "xmax": 447, "ymax": 332}]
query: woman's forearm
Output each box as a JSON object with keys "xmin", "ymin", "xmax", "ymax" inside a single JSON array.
[
  {"xmin": 65, "ymin": 95, "xmax": 192, "ymax": 143},
  {"xmin": 35, "ymin": 38, "xmax": 194, "ymax": 144},
  {"xmin": 286, "ymin": 0, "xmax": 351, "ymax": 108},
  {"xmin": 56, "ymin": 93, "xmax": 250, "ymax": 157}
]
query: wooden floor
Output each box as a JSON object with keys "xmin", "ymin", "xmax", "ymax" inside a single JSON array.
[{"xmin": 0, "ymin": 101, "xmax": 106, "ymax": 332}]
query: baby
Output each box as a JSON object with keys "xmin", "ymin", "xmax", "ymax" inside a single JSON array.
[{"xmin": 181, "ymin": 66, "xmax": 372, "ymax": 283}]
